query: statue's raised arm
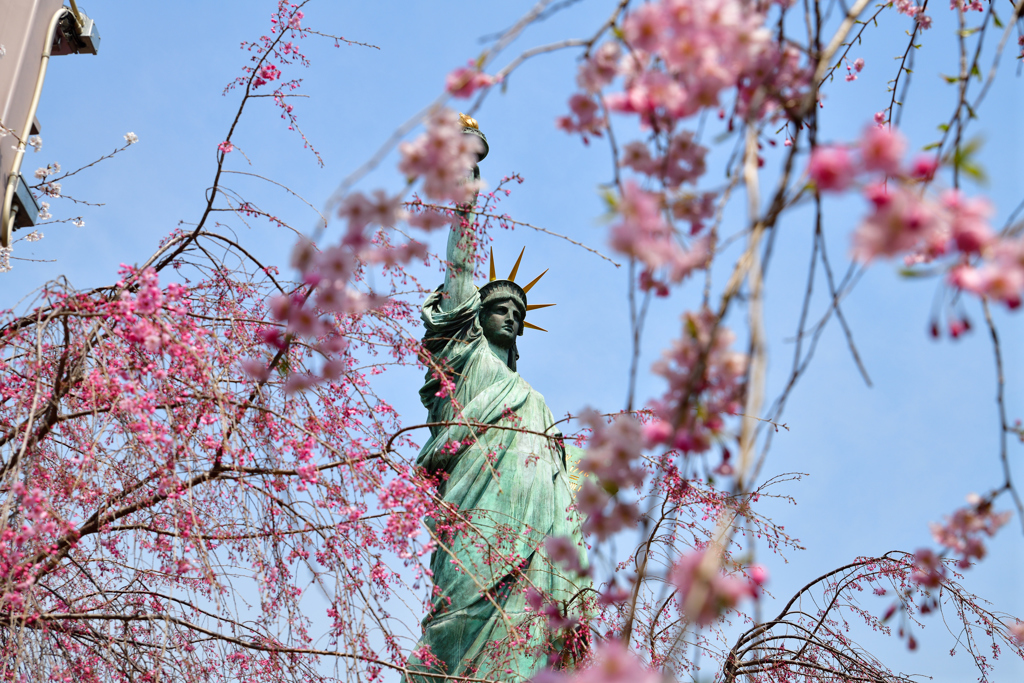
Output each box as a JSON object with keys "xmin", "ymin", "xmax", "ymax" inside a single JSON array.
[
  {"xmin": 440, "ymin": 207, "xmax": 478, "ymax": 312},
  {"xmin": 439, "ymin": 116, "xmax": 489, "ymax": 313}
]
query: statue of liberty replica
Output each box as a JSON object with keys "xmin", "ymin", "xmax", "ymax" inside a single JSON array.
[{"xmin": 406, "ymin": 116, "xmax": 591, "ymax": 682}]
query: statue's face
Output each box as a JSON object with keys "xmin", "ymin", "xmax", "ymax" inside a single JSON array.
[{"xmin": 481, "ymin": 300, "xmax": 522, "ymax": 350}]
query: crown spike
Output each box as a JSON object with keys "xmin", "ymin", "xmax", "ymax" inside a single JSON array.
[
  {"xmin": 525, "ymin": 303, "xmax": 556, "ymax": 311},
  {"xmin": 507, "ymin": 247, "xmax": 525, "ymax": 282},
  {"xmin": 488, "ymin": 247, "xmax": 496, "ymax": 282},
  {"xmin": 522, "ymin": 321, "xmax": 548, "ymax": 332},
  {"xmin": 521, "ymin": 269, "xmax": 548, "ymax": 294}
]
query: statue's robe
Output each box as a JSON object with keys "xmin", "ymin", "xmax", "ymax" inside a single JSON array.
[{"xmin": 407, "ymin": 288, "xmax": 589, "ymax": 682}]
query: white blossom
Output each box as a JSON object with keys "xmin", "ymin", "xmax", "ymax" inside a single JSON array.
[
  {"xmin": 42, "ymin": 182, "xmax": 61, "ymax": 197},
  {"xmin": 0, "ymin": 247, "xmax": 11, "ymax": 273},
  {"xmin": 124, "ymin": 132, "xmax": 138, "ymax": 145},
  {"xmin": 25, "ymin": 231, "xmax": 43, "ymax": 242},
  {"xmin": 35, "ymin": 162, "xmax": 61, "ymax": 179},
  {"xmin": 38, "ymin": 202, "xmax": 51, "ymax": 220},
  {"xmin": 28, "ymin": 135, "xmax": 42, "ymax": 152},
  {"xmin": 72, "ymin": 217, "xmax": 84, "ymax": 227}
]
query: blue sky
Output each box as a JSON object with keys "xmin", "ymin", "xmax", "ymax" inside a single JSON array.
[{"xmin": 4, "ymin": 1, "xmax": 1023, "ymax": 680}]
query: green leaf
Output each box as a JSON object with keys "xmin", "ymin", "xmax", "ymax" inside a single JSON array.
[
  {"xmin": 993, "ymin": 10, "xmax": 1004, "ymax": 28},
  {"xmin": 922, "ymin": 141, "xmax": 941, "ymax": 151},
  {"xmin": 600, "ymin": 187, "xmax": 619, "ymax": 212},
  {"xmin": 942, "ymin": 74, "xmax": 959, "ymax": 84},
  {"xmin": 938, "ymin": 123, "xmax": 949, "ymax": 132},
  {"xmin": 899, "ymin": 268, "xmax": 929, "ymax": 278},
  {"xmin": 960, "ymin": 162, "xmax": 988, "ymax": 183},
  {"xmin": 948, "ymin": 135, "xmax": 988, "ymax": 185}
]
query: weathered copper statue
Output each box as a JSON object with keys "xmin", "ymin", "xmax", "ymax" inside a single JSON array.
[{"xmin": 407, "ymin": 117, "xmax": 589, "ymax": 682}]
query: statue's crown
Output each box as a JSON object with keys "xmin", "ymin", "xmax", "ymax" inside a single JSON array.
[{"xmin": 479, "ymin": 247, "xmax": 554, "ymax": 334}]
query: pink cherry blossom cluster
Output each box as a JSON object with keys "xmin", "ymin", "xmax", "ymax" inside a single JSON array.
[
  {"xmin": 614, "ymin": 0, "xmax": 772, "ymax": 122},
  {"xmin": 576, "ymin": 42, "xmax": 621, "ymax": 94},
  {"xmin": 576, "ymin": 479, "xmax": 640, "ymax": 540},
  {"xmin": 226, "ymin": 1, "xmax": 319, "ymax": 160},
  {"xmin": 620, "ymin": 131, "xmax": 707, "ymax": 189},
  {"xmin": 806, "ymin": 125, "xmax": 907, "ymax": 192},
  {"xmin": 949, "ymin": 0, "xmax": 985, "ymax": 12},
  {"xmin": 950, "ymin": 237, "xmax": 1024, "ymax": 309},
  {"xmin": 670, "ymin": 191, "xmax": 717, "ymax": 235},
  {"xmin": 379, "ymin": 472, "xmax": 438, "ymax": 560},
  {"xmin": 809, "ymin": 125, "xmax": 1024, "ymax": 308},
  {"xmin": 114, "ymin": 267, "xmax": 191, "ymax": 355},
  {"xmin": 405, "ymin": 199, "xmax": 457, "ymax": 231},
  {"xmin": 544, "ymin": 535, "xmax": 587, "ymax": 576},
  {"xmin": 609, "ymin": 182, "xmax": 710, "ymax": 294},
  {"xmin": 0, "ymin": 483, "xmax": 62, "ymax": 611},
  {"xmin": 251, "ymin": 114, "xmax": 487, "ymax": 390},
  {"xmin": 559, "ymin": 0, "xmax": 812, "ymax": 138},
  {"xmin": 909, "ymin": 547, "xmax": 948, "ymax": 588},
  {"xmin": 670, "ymin": 548, "xmax": 767, "ymax": 625},
  {"xmin": 893, "ymin": 0, "xmax": 933, "ymax": 29},
  {"xmin": 248, "ymin": 187, "xmax": 431, "ymax": 384},
  {"xmin": 556, "ymin": 94, "xmax": 607, "ymax": 142},
  {"xmin": 910, "ymin": 494, "xmax": 1011, "ymax": 589},
  {"xmin": 399, "ymin": 109, "xmax": 484, "ymax": 203},
  {"xmin": 929, "ymin": 494, "xmax": 1011, "ymax": 567},
  {"xmin": 644, "ymin": 309, "xmax": 747, "ymax": 455},
  {"xmin": 0, "ymin": 228, "xmax": 429, "ymax": 678},
  {"xmin": 574, "ymin": 411, "xmax": 644, "ymax": 539},
  {"xmin": 445, "ymin": 61, "xmax": 497, "ymax": 98},
  {"xmin": 525, "ymin": 586, "xmax": 582, "ymax": 632},
  {"xmin": 532, "ymin": 640, "xmax": 661, "ymax": 683},
  {"xmin": 844, "ymin": 57, "xmax": 865, "ymax": 82},
  {"xmin": 253, "ymin": 63, "xmax": 281, "ymax": 88}
]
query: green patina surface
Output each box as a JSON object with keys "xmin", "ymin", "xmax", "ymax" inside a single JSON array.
[{"xmin": 406, "ymin": 207, "xmax": 589, "ymax": 681}]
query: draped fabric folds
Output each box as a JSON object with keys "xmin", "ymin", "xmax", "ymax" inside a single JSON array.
[{"xmin": 407, "ymin": 289, "xmax": 589, "ymax": 682}]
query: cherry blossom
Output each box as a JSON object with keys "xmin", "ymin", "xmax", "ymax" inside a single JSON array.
[
  {"xmin": 398, "ymin": 108, "xmax": 483, "ymax": 202},
  {"xmin": 941, "ymin": 189, "xmax": 994, "ymax": 255},
  {"xmin": 557, "ymin": 93, "xmax": 607, "ymax": 141},
  {"xmin": 1010, "ymin": 621, "xmax": 1024, "ymax": 645},
  {"xmin": 808, "ymin": 145, "xmax": 855, "ymax": 191},
  {"xmin": 647, "ymin": 309, "xmax": 747, "ymax": 455},
  {"xmin": 859, "ymin": 125, "xmax": 906, "ymax": 175},
  {"xmin": 446, "ymin": 62, "xmax": 497, "ymax": 98},
  {"xmin": 929, "ymin": 494, "xmax": 1012, "ymax": 566},
  {"xmin": 545, "ymin": 535, "xmax": 585, "ymax": 574},
  {"xmin": 609, "ymin": 182, "xmax": 709, "ymax": 291},
  {"xmin": 910, "ymin": 548, "xmax": 947, "ymax": 587},
  {"xmin": 577, "ymin": 42, "xmax": 621, "ymax": 93},
  {"xmin": 950, "ymin": 242, "xmax": 1024, "ymax": 309},
  {"xmin": 851, "ymin": 183, "xmax": 945, "ymax": 261},
  {"xmin": 533, "ymin": 640, "xmax": 661, "ymax": 683},
  {"xmin": 671, "ymin": 548, "xmax": 764, "ymax": 626}
]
